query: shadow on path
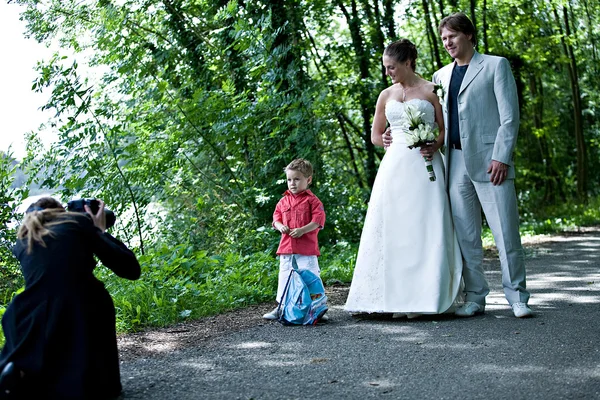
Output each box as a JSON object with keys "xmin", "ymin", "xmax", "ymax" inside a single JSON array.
[{"xmin": 120, "ymin": 228, "xmax": 600, "ymax": 400}]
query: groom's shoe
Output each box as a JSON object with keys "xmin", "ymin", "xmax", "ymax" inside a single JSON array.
[
  {"xmin": 511, "ymin": 302, "xmax": 533, "ymax": 318},
  {"xmin": 455, "ymin": 302, "xmax": 485, "ymax": 317}
]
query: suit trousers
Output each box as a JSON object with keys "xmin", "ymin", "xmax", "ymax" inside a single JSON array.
[{"xmin": 448, "ymin": 149, "xmax": 529, "ymax": 305}]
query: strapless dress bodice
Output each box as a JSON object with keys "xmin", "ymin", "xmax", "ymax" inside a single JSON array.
[{"xmin": 385, "ymin": 99, "xmax": 436, "ymax": 144}]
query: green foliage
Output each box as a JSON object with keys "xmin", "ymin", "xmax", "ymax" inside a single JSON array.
[
  {"xmin": 0, "ymin": 153, "xmax": 26, "ymax": 303},
  {"xmin": 103, "ymin": 240, "xmax": 359, "ymax": 333},
  {"xmin": 319, "ymin": 241, "xmax": 359, "ymax": 285},
  {"xmin": 0, "ymin": 288, "xmax": 24, "ymax": 349},
  {"xmin": 520, "ymin": 196, "xmax": 600, "ymax": 236},
  {"xmin": 93, "ymin": 238, "xmax": 364, "ymax": 333},
  {"xmin": 481, "ymin": 196, "xmax": 600, "ymax": 247},
  {"xmin": 0, "ymin": 305, "xmax": 4, "ymax": 348},
  {"xmin": 99, "ymin": 244, "xmax": 277, "ymax": 332}
]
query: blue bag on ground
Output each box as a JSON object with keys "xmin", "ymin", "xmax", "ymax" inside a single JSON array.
[{"xmin": 278, "ymin": 257, "xmax": 328, "ymax": 325}]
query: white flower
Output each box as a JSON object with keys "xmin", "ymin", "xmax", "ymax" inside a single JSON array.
[
  {"xmin": 402, "ymin": 104, "xmax": 439, "ymax": 148},
  {"xmin": 416, "ymin": 124, "xmax": 436, "ymax": 142},
  {"xmin": 401, "ymin": 102, "xmax": 440, "ymax": 182},
  {"xmin": 405, "ymin": 130, "xmax": 421, "ymax": 147},
  {"xmin": 433, "ymin": 84, "xmax": 446, "ymax": 106},
  {"xmin": 403, "ymin": 104, "xmax": 426, "ymax": 131}
]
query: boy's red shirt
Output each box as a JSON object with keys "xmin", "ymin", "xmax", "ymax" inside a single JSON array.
[{"xmin": 273, "ymin": 189, "xmax": 326, "ymax": 256}]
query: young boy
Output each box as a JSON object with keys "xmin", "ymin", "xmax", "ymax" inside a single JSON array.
[{"xmin": 263, "ymin": 158, "xmax": 327, "ymax": 320}]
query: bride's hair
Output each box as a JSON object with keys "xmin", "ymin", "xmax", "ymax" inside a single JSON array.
[{"xmin": 384, "ymin": 39, "xmax": 418, "ymax": 71}]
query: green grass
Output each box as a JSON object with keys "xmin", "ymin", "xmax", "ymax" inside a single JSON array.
[{"xmin": 482, "ymin": 196, "xmax": 600, "ymax": 247}]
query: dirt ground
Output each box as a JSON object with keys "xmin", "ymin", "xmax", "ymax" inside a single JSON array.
[{"xmin": 117, "ymin": 285, "xmax": 350, "ymax": 362}]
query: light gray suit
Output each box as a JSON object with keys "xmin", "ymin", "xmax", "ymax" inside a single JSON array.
[{"xmin": 433, "ymin": 50, "xmax": 529, "ymax": 306}]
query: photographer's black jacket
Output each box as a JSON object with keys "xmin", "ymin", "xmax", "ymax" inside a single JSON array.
[{"xmin": 0, "ymin": 212, "xmax": 140, "ymax": 400}]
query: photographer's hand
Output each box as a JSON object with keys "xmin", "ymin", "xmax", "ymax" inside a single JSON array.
[{"xmin": 85, "ymin": 199, "xmax": 107, "ymax": 232}]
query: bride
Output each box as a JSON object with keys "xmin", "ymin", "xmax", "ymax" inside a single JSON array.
[{"xmin": 344, "ymin": 39, "xmax": 462, "ymax": 317}]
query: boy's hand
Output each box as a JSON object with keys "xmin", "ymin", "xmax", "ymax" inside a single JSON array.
[
  {"xmin": 289, "ymin": 228, "xmax": 305, "ymax": 238},
  {"xmin": 278, "ymin": 224, "xmax": 290, "ymax": 234}
]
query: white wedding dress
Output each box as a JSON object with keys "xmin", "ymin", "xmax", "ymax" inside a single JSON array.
[{"xmin": 344, "ymin": 99, "xmax": 463, "ymax": 314}]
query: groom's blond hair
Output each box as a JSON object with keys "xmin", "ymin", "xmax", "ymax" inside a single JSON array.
[{"xmin": 439, "ymin": 12, "xmax": 477, "ymax": 46}]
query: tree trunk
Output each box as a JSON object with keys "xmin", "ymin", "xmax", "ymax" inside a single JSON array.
[
  {"xmin": 582, "ymin": 0, "xmax": 598, "ymax": 76},
  {"xmin": 554, "ymin": 6, "xmax": 587, "ymax": 199},
  {"xmin": 268, "ymin": 0, "xmax": 307, "ymax": 90},
  {"xmin": 337, "ymin": 0, "xmax": 377, "ymax": 188},
  {"xmin": 469, "ymin": 0, "xmax": 477, "ymax": 48},
  {"xmin": 367, "ymin": 0, "xmax": 387, "ymax": 85},
  {"xmin": 423, "ymin": 0, "xmax": 443, "ymax": 69},
  {"xmin": 437, "ymin": 0, "xmax": 446, "ymax": 18},
  {"xmin": 382, "ymin": 0, "xmax": 396, "ymax": 39},
  {"xmin": 529, "ymin": 74, "xmax": 560, "ymax": 202},
  {"xmin": 482, "ymin": 0, "xmax": 489, "ymax": 53},
  {"xmin": 337, "ymin": 113, "xmax": 366, "ymax": 189},
  {"xmin": 380, "ymin": 0, "xmax": 397, "ymax": 85}
]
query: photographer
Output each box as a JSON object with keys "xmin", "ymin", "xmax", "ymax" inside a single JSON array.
[{"xmin": 0, "ymin": 197, "xmax": 140, "ymax": 400}]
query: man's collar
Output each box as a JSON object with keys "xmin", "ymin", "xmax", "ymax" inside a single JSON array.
[{"xmin": 454, "ymin": 48, "xmax": 477, "ymax": 67}]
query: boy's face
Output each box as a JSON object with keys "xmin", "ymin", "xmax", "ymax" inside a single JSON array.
[{"xmin": 286, "ymin": 169, "xmax": 311, "ymax": 195}]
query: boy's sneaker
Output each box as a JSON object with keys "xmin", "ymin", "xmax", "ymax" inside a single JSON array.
[{"xmin": 262, "ymin": 307, "xmax": 280, "ymax": 320}]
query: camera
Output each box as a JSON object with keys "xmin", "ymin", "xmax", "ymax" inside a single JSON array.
[{"xmin": 67, "ymin": 198, "xmax": 116, "ymax": 229}]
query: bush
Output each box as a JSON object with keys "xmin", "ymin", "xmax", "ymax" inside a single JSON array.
[
  {"xmin": 100, "ymin": 240, "xmax": 360, "ymax": 333},
  {"xmin": 98, "ymin": 244, "xmax": 277, "ymax": 332},
  {"xmin": 319, "ymin": 241, "xmax": 358, "ymax": 285}
]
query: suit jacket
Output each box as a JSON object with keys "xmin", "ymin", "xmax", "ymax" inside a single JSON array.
[{"xmin": 433, "ymin": 50, "xmax": 520, "ymax": 182}]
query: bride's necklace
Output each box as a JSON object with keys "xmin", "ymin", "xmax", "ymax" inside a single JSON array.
[{"xmin": 399, "ymin": 81, "xmax": 420, "ymax": 102}]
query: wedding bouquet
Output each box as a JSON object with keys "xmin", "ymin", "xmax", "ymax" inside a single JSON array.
[{"xmin": 401, "ymin": 104, "xmax": 439, "ymax": 182}]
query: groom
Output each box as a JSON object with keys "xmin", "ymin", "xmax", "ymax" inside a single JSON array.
[{"xmin": 432, "ymin": 12, "xmax": 532, "ymax": 318}]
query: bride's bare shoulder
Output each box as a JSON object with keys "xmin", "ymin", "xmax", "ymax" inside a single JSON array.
[
  {"xmin": 419, "ymin": 79, "xmax": 435, "ymax": 91},
  {"xmin": 381, "ymin": 84, "xmax": 404, "ymax": 102},
  {"xmin": 415, "ymin": 81, "xmax": 437, "ymax": 102},
  {"xmin": 378, "ymin": 85, "xmax": 400, "ymax": 103}
]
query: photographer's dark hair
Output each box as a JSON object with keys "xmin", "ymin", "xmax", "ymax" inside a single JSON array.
[
  {"xmin": 384, "ymin": 39, "xmax": 418, "ymax": 72},
  {"xmin": 439, "ymin": 12, "xmax": 477, "ymax": 46},
  {"xmin": 19, "ymin": 197, "xmax": 69, "ymax": 253}
]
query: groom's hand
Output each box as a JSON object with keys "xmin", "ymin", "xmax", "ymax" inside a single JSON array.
[
  {"xmin": 487, "ymin": 160, "xmax": 508, "ymax": 185},
  {"xmin": 382, "ymin": 128, "xmax": 393, "ymax": 149}
]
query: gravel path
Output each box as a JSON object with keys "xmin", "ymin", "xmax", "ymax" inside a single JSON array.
[{"xmin": 118, "ymin": 228, "xmax": 600, "ymax": 400}]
